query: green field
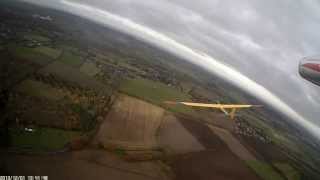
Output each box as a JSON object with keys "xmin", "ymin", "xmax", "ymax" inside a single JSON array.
[
  {"xmin": 33, "ymin": 46, "xmax": 62, "ymax": 59},
  {"xmin": 40, "ymin": 61, "xmax": 110, "ymax": 94},
  {"xmin": 58, "ymin": 51, "xmax": 84, "ymax": 67},
  {"xmin": 274, "ymin": 163, "xmax": 301, "ymax": 180},
  {"xmin": 59, "ymin": 45, "xmax": 79, "ymax": 54},
  {"xmin": 119, "ymin": 78, "xmax": 194, "ymax": 114},
  {"xmin": 9, "ymin": 45, "xmax": 53, "ymax": 65},
  {"xmin": 24, "ymin": 34, "xmax": 51, "ymax": 42},
  {"xmin": 9, "ymin": 127, "xmax": 80, "ymax": 151},
  {"xmin": 246, "ymin": 161, "xmax": 284, "ymax": 180},
  {"xmin": 15, "ymin": 79, "xmax": 65, "ymax": 101},
  {"xmin": 79, "ymin": 61, "xmax": 101, "ymax": 76}
]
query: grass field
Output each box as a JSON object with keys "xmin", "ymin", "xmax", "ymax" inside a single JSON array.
[
  {"xmin": 274, "ymin": 163, "xmax": 301, "ymax": 180},
  {"xmin": 79, "ymin": 61, "xmax": 101, "ymax": 76},
  {"xmin": 246, "ymin": 160, "xmax": 284, "ymax": 180},
  {"xmin": 59, "ymin": 45, "xmax": 79, "ymax": 54},
  {"xmin": 15, "ymin": 79, "xmax": 65, "ymax": 101},
  {"xmin": 9, "ymin": 45, "xmax": 52, "ymax": 65},
  {"xmin": 10, "ymin": 127, "xmax": 80, "ymax": 151},
  {"xmin": 119, "ymin": 78, "xmax": 194, "ymax": 114},
  {"xmin": 58, "ymin": 51, "xmax": 84, "ymax": 67},
  {"xmin": 33, "ymin": 46, "xmax": 62, "ymax": 59},
  {"xmin": 40, "ymin": 61, "xmax": 110, "ymax": 94},
  {"xmin": 24, "ymin": 34, "xmax": 51, "ymax": 42}
]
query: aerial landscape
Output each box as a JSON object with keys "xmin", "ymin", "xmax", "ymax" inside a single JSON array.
[{"xmin": 0, "ymin": 1, "xmax": 320, "ymax": 180}]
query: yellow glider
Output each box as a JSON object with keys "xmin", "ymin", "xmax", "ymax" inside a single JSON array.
[{"xmin": 164, "ymin": 101, "xmax": 262, "ymax": 120}]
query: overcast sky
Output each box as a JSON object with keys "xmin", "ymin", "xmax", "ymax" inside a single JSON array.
[{"xmin": 22, "ymin": 0, "xmax": 320, "ymax": 138}]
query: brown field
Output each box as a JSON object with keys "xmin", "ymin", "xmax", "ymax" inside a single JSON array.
[
  {"xmin": 169, "ymin": 115, "xmax": 261, "ymax": 180},
  {"xmin": 207, "ymin": 124, "xmax": 257, "ymax": 161},
  {"xmin": 170, "ymin": 150, "xmax": 260, "ymax": 180},
  {"xmin": 96, "ymin": 94, "xmax": 165, "ymax": 150},
  {"xmin": 237, "ymin": 135, "xmax": 289, "ymax": 162},
  {"xmin": 198, "ymin": 110, "xmax": 235, "ymax": 131},
  {"xmin": 2, "ymin": 92, "xmax": 270, "ymax": 180},
  {"xmin": 157, "ymin": 113, "xmax": 205, "ymax": 154}
]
